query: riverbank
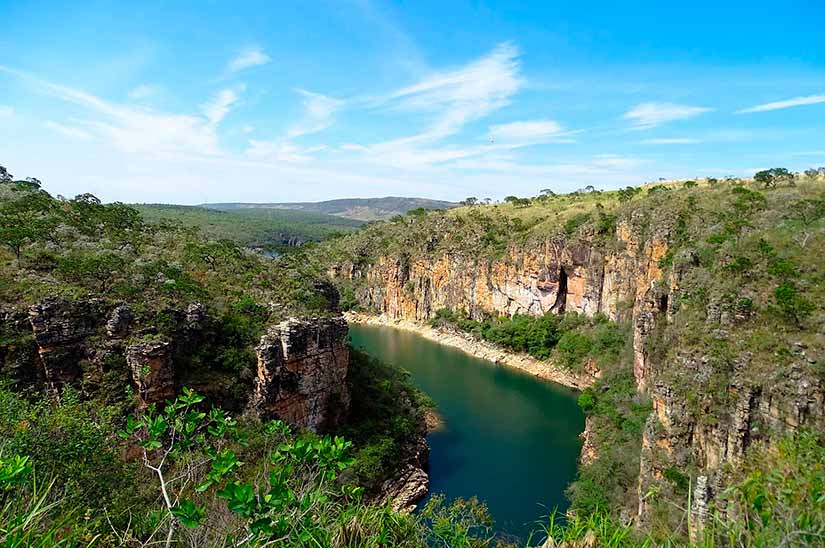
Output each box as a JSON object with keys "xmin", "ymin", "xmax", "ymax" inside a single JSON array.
[{"xmin": 344, "ymin": 312, "xmax": 596, "ymax": 391}]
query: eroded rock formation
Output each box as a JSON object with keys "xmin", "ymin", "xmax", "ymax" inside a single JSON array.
[
  {"xmin": 2, "ymin": 296, "xmax": 351, "ymax": 432},
  {"xmin": 248, "ymin": 316, "xmax": 350, "ymax": 431}
]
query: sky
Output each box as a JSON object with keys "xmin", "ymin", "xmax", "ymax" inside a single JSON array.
[{"xmin": 1, "ymin": 0, "xmax": 824, "ymax": 204}]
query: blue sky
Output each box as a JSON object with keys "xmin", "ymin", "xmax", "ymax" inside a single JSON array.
[{"xmin": 1, "ymin": 0, "xmax": 824, "ymax": 203}]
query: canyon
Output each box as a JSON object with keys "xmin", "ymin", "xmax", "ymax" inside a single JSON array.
[{"xmin": 328, "ymin": 210, "xmax": 825, "ymax": 530}]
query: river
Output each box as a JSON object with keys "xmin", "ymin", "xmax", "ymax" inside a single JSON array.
[{"xmin": 348, "ymin": 323, "xmax": 585, "ymax": 541}]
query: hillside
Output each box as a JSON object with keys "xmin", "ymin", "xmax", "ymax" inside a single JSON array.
[
  {"xmin": 134, "ymin": 203, "xmax": 363, "ymax": 251},
  {"xmin": 316, "ymin": 173, "xmax": 825, "ymax": 545},
  {"xmin": 204, "ymin": 196, "xmax": 457, "ymax": 222},
  {"xmin": 0, "ymin": 173, "xmax": 449, "ymax": 547}
]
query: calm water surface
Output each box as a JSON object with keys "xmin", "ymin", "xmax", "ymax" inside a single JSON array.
[{"xmin": 348, "ymin": 324, "xmax": 585, "ymax": 540}]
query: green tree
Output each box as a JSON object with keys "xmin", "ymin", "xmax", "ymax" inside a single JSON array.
[
  {"xmin": 754, "ymin": 167, "xmax": 794, "ymax": 188},
  {"xmin": 0, "ymin": 189, "xmax": 56, "ymax": 260}
]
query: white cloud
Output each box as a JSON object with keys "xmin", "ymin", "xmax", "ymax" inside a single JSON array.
[
  {"xmin": 638, "ymin": 137, "xmax": 701, "ymax": 145},
  {"xmin": 736, "ymin": 94, "xmax": 825, "ymax": 114},
  {"xmin": 201, "ymin": 85, "xmax": 244, "ymax": 125},
  {"xmin": 44, "ymin": 121, "xmax": 93, "ymax": 140},
  {"xmin": 287, "ymin": 89, "xmax": 342, "ymax": 138},
  {"xmin": 488, "ymin": 119, "xmax": 565, "ymax": 143},
  {"xmin": 245, "ymin": 139, "xmax": 326, "ymax": 163},
  {"xmin": 389, "ymin": 41, "xmax": 523, "ymax": 141},
  {"xmin": 341, "ymin": 42, "xmax": 526, "ymax": 170},
  {"xmin": 0, "ymin": 105, "xmax": 14, "ymax": 118},
  {"xmin": 226, "ymin": 47, "xmax": 271, "ymax": 73},
  {"xmin": 623, "ymin": 102, "xmax": 712, "ymax": 130},
  {"xmin": 128, "ymin": 84, "xmax": 162, "ymax": 101},
  {"xmin": 14, "ymin": 71, "xmax": 222, "ymax": 156}
]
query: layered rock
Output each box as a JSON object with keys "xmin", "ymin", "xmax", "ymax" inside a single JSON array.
[
  {"xmin": 4, "ymin": 296, "xmax": 352, "ymax": 434},
  {"xmin": 332, "ymin": 214, "xmax": 825, "ymax": 527},
  {"xmin": 333, "ymin": 219, "xmax": 670, "ymax": 391},
  {"xmin": 248, "ymin": 316, "xmax": 350, "ymax": 431},
  {"xmin": 127, "ymin": 337, "xmax": 175, "ymax": 407},
  {"xmin": 28, "ymin": 298, "xmax": 105, "ymax": 393}
]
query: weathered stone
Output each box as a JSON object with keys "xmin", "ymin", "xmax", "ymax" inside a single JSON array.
[
  {"xmin": 28, "ymin": 298, "xmax": 104, "ymax": 392},
  {"xmin": 127, "ymin": 337, "xmax": 175, "ymax": 406},
  {"xmin": 380, "ymin": 464, "xmax": 429, "ymax": 513},
  {"xmin": 248, "ymin": 316, "xmax": 350, "ymax": 431},
  {"xmin": 690, "ymin": 475, "xmax": 710, "ymax": 541},
  {"xmin": 106, "ymin": 305, "xmax": 133, "ymax": 337}
]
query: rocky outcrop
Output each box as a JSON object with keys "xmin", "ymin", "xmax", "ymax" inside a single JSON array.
[
  {"xmin": 336, "ymin": 221, "xmax": 665, "ymax": 324},
  {"xmin": 333, "ymin": 220, "xmax": 669, "ymax": 390},
  {"xmin": 4, "ymin": 296, "xmax": 352, "ymax": 433},
  {"xmin": 28, "ymin": 298, "xmax": 105, "ymax": 393},
  {"xmin": 248, "ymin": 316, "xmax": 350, "ymax": 431},
  {"xmin": 379, "ymin": 413, "xmax": 431, "ymax": 513},
  {"xmin": 0, "ymin": 307, "xmax": 41, "ymax": 388},
  {"xmin": 127, "ymin": 337, "xmax": 175, "ymax": 407}
]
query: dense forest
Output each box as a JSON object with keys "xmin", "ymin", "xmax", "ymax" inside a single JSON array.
[
  {"xmin": 133, "ymin": 204, "xmax": 363, "ymax": 252},
  {"xmin": 204, "ymin": 197, "xmax": 456, "ymax": 222}
]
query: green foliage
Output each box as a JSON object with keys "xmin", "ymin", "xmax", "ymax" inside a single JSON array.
[
  {"xmin": 754, "ymin": 167, "xmax": 794, "ymax": 188},
  {"xmin": 135, "ymin": 204, "xmax": 363, "ymax": 251},
  {"xmin": 0, "ymin": 386, "xmax": 142, "ymax": 518},
  {"xmin": 773, "ymin": 282, "xmax": 814, "ymax": 326},
  {"xmin": 342, "ymin": 348, "xmax": 432, "ymax": 493},
  {"xmin": 716, "ymin": 430, "xmax": 825, "ymax": 547},
  {"xmin": 564, "ymin": 213, "xmax": 592, "ymax": 235},
  {"xmin": 430, "ymin": 309, "xmax": 629, "ymax": 374}
]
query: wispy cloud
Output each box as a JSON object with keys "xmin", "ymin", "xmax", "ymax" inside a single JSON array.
[
  {"xmin": 488, "ymin": 119, "xmax": 567, "ymax": 143},
  {"xmin": 389, "ymin": 41, "xmax": 523, "ymax": 142},
  {"xmin": 736, "ymin": 94, "xmax": 825, "ymax": 113},
  {"xmin": 0, "ymin": 105, "xmax": 14, "ymax": 118},
  {"xmin": 287, "ymin": 89, "xmax": 342, "ymax": 138},
  {"xmin": 201, "ymin": 85, "xmax": 245, "ymax": 125},
  {"xmin": 44, "ymin": 121, "xmax": 93, "ymax": 140},
  {"xmin": 623, "ymin": 102, "xmax": 712, "ymax": 130},
  {"xmin": 226, "ymin": 47, "xmax": 271, "ymax": 73},
  {"xmin": 245, "ymin": 140, "xmax": 326, "ymax": 163},
  {"xmin": 0, "ymin": 66, "xmax": 223, "ymax": 156},
  {"xmin": 341, "ymin": 42, "xmax": 525, "ymax": 169},
  {"xmin": 128, "ymin": 84, "xmax": 163, "ymax": 101},
  {"xmin": 638, "ymin": 137, "xmax": 701, "ymax": 145}
]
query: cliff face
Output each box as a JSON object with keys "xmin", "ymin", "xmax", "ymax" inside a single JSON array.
[
  {"xmin": 333, "ymin": 218, "xmax": 669, "ymax": 391},
  {"xmin": 1, "ymin": 298, "xmax": 350, "ymax": 432},
  {"xmin": 247, "ymin": 317, "xmax": 350, "ymax": 431},
  {"xmin": 330, "ymin": 213, "xmax": 824, "ymax": 526}
]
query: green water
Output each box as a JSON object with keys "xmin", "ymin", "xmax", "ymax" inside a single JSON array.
[{"xmin": 348, "ymin": 324, "xmax": 585, "ymax": 541}]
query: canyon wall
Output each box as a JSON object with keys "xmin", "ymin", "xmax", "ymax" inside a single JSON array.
[
  {"xmin": 247, "ymin": 316, "xmax": 350, "ymax": 431},
  {"xmin": 331, "ymin": 217, "xmax": 824, "ymax": 526},
  {"xmin": 1, "ymin": 298, "xmax": 350, "ymax": 432},
  {"xmin": 332, "ymin": 218, "xmax": 670, "ymax": 390}
]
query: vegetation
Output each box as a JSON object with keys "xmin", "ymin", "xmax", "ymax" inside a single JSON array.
[
  {"xmin": 315, "ymin": 167, "xmax": 825, "ymax": 545},
  {"xmin": 134, "ymin": 204, "xmax": 363, "ymax": 253},
  {"xmin": 429, "ymin": 309, "xmax": 626, "ymax": 373},
  {"xmin": 204, "ymin": 197, "xmax": 456, "ymax": 222},
  {"xmin": 2, "ymin": 165, "xmax": 825, "ymax": 546},
  {"xmin": 0, "ymin": 384, "xmax": 503, "ymax": 547}
]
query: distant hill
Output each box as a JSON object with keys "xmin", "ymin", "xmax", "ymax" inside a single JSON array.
[
  {"xmin": 202, "ymin": 197, "xmax": 457, "ymax": 221},
  {"xmin": 133, "ymin": 204, "xmax": 363, "ymax": 250}
]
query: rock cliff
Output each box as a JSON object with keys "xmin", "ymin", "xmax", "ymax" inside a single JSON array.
[
  {"xmin": 247, "ymin": 316, "xmax": 350, "ymax": 431},
  {"xmin": 1, "ymin": 298, "xmax": 351, "ymax": 432},
  {"xmin": 329, "ymin": 208, "xmax": 824, "ymax": 527}
]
